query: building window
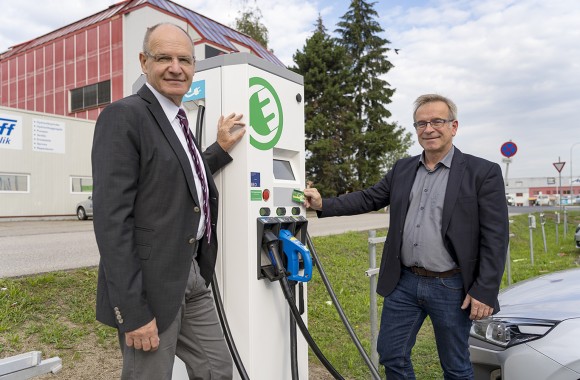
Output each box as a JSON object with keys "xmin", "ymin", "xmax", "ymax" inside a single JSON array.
[
  {"xmin": 205, "ymin": 45, "xmax": 226, "ymax": 59},
  {"xmin": 70, "ymin": 80, "xmax": 111, "ymax": 112},
  {"xmin": 516, "ymin": 193, "xmax": 523, "ymax": 197},
  {"xmin": 0, "ymin": 173, "xmax": 29, "ymax": 192},
  {"xmin": 71, "ymin": 177, "xmax": 93, "ymax": 193}
]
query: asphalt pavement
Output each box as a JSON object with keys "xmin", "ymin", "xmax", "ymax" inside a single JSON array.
[
  {"xmin": 2, "ymin": 206, "xmax": 567, "ymax": 279},
  {"xmin": 0, "ymin": 212, "xmax": 390, "ymax": 278}
]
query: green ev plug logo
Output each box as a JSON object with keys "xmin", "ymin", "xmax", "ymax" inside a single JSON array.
[{"xmin": 249, "ymin": 77, "xmax": 283, "ymax": 150}]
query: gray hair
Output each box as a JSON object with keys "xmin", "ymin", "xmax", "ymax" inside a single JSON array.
[
  {"xmin": 142, "ymin": 23, "xmax": 195, "ymax": 54},
  {"xmin": 413, "ymin": 94, "xmax": 457, "ymax": 121}
]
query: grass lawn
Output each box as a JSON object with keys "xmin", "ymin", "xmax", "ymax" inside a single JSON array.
[{"xmin": 1, "ymin": 211, "xmax": 579, "ymax": 379}]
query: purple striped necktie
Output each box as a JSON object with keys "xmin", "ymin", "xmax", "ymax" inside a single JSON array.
[{"xmin": 176, "ymin": 108, "xmax": 211, "ymax": 242}]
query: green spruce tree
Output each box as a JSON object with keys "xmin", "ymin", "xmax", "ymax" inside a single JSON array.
[
  {"xmin": 336, "ymin": 0, "xmax": 412, "ymax": 188},
  {"xmin": 291, "ymin": 16, "xmax": 357, "ymax": 196}
]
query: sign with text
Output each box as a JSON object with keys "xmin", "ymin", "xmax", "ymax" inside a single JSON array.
[{"xmin": 32, "ymin": 119, "xmax": 65, "ymax": 154}]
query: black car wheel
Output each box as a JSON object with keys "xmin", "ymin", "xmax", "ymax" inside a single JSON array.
[{"xmin": 77, "ymin": 207, "xmax": 87, "ymax": 220}]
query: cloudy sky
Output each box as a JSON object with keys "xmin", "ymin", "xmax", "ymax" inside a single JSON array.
[{"xmin": 1, "ymin": 0, "xmax": 579, "ymax": 181}]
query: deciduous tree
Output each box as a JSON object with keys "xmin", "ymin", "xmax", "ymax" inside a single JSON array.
[{"xmin": 234, "ymin": 1, "xmax": 269, "ymax": 49}]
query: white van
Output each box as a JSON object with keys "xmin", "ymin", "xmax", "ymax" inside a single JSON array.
[
  {"xmin": 535, "ymin": 194, "xmax": 552, "ymax": 206},
  {"xmin": 506, "ymin": 194, "xmax": 515, "ymax": 206}
]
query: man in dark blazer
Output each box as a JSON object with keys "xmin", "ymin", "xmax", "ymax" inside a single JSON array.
[
  {"xmin": 304, "ymin": 94, "xmax": 508, "ymax": 379},
  {"xmin": 92, "ymin": 23, "xmax": 245, "ymax": 379}
]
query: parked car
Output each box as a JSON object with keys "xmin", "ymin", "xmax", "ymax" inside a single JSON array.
[
  {"xmin": 76, "ymin": 196, "xmax": 93, "ymax": 220},
  {"xmin": 575, "ymin": 224, "xmax": 580, "ymax": 249},
  {"xmin": 573, "ymin": 196, "xmax": 580, "ymax": 205},
  {"xmin": 469, "ymin": 268, "xmax": 580, "ymax": 379}
]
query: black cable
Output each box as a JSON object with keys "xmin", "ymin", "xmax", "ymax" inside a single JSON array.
[
  {"xmin": 290, "ymin": 282, "xmax": 300, "ymax": 380},
  {"xmin": 195, "ymin": 103, "xmax": 205, "ymax": 144},
  {"xmin": 306, "ymin": 232, "xmax": 382, "ymax": 380},
  {"xmin": 211, "ymin": 274, "xmax": 251, "ymax": 380},
  {"xmin": 266, "ymin": 241, "xmax": 344, "ymax": 380}
]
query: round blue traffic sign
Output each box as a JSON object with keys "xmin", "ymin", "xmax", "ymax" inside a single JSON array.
[{"xmin": 500, "ymin": 141, "xmax": 517, "ymax": 158}]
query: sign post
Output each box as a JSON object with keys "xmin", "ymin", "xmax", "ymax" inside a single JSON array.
[
  {"xmin": 500, "ymin": 141, "xmax": 517, "ymax": 187},
  {"xmin": 553, "ymin": 158, "xmax": 565, "ymax": 215}
]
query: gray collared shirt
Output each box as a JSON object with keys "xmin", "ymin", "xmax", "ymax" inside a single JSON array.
[{"xmin": 401, "ymin": 146, "xmax": 457, "ymax": 271}]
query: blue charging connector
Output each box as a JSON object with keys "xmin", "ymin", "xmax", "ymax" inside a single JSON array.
[{"xmin": 279, "ymin": 229, "xmax": 312, "ymax": 282}]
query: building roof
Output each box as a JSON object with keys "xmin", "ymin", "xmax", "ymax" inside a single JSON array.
[{"xmin": 0, "ymin": 0, "xmax": 283, "ymax": 66}]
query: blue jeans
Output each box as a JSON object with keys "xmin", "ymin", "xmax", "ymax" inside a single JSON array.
[{"xmin": 377, "ymin": 268, "xmax": 474, "ymax": 380}]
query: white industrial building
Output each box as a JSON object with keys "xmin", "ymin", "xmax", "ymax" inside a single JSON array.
[{"xmin": 506, "ymin": 176, "xmax": 580, "ymax": 206}]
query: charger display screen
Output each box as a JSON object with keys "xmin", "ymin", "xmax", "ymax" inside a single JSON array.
[{"xmin": 273, "ymin": 159, "xmax": 295, "ymax": 180}]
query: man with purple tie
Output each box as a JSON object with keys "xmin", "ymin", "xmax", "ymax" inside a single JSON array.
[{"xmin": 92, "ymin": 23, "xmax": 245, "ymax": 379}]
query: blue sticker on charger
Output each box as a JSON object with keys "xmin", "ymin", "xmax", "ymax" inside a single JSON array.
[
  {"xmin": 251, "ymin": 172, "xmax": 261, "ymax": 187},
  {"xmin": 183, "ymin": 80, "xmax": 205, "ymax": 101}
]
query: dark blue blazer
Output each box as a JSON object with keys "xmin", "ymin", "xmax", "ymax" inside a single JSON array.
[
  {"xmin": 319, "ymin": 148, "xmax": 508, "ymax": 311},
  {"xmin": 92, "ymin": 85, "xmax": 232, "ymax": 334}
]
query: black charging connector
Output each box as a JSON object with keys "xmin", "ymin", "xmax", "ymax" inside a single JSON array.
[{"xmin": 261, "ymin": 230, "xmax": 287, "ymax": 281}]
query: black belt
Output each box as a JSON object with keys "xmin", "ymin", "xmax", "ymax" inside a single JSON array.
[{"xmin": 404, "ymin": 266, "xmax": 461, "ymax": 278}]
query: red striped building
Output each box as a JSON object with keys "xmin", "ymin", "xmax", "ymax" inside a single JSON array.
[
  {"xmin": 0, "ymin": 0, "xmax": 283, "ymax": 217},
  {"xmin": 0, "ymin": 0, "xmax": 281, "ymax": 121}
]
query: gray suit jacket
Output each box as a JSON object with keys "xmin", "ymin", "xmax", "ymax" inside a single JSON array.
[
  {"xmin": 319, "ymin": 148, "xmax": 508, "ymax": 311},
  {"xmin": 92, "ymin": 85, "xmax": 232, "ymax": 334}
]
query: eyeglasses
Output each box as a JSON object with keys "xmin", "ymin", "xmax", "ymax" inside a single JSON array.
[
  {"xmin": 413, "ymin": 118, "xmax": 454, "ymax": 130},
  {"xmin": 144, "ymin": 52, "xmax": 196, "ymax": 67}
]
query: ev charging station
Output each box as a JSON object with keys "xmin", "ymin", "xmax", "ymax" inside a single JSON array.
[{"xmin": 174, "ymin": 53, "xmax": 310, "ymax": 379}]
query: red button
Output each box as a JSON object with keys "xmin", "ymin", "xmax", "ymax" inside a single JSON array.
[{"xmin": 262, "ymin": 189, "xmax": 270, "ymax": 201}]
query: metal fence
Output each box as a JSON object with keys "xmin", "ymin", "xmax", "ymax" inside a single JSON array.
[{"xmin": 365, "ymin": 230, "xmax": 384, "ymax": 370}]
